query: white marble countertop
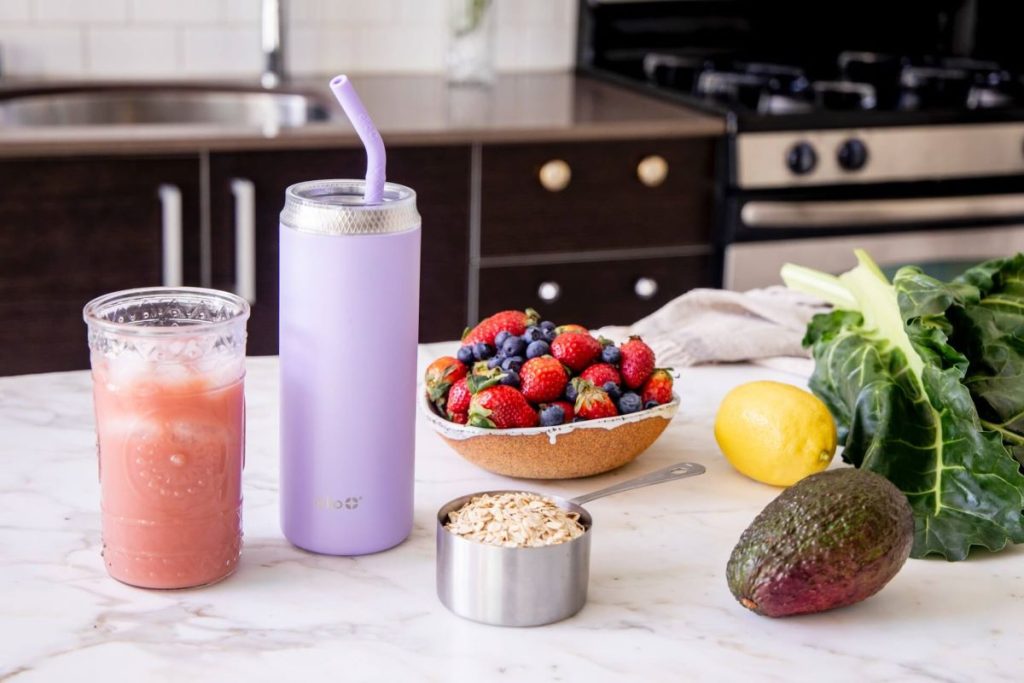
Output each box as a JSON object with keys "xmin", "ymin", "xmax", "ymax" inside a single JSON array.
[{"xmin": 2, "ymin": 348, "xmax": 1022, "ymax": 682}]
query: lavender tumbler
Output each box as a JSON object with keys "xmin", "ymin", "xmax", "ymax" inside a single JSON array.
[{"xmin": 279, "ymin": 180, "xmax": 420, "ymax": 555}]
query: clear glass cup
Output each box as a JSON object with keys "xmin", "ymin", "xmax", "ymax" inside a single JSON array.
[{"xmin": 83, "ymin": 287, "xmax": 249, "ymax": 589}]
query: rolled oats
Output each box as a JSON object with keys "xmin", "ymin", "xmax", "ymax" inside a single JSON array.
[{"xmin": 445, "ymin": 492, "xmax": 585, "ymax": 548}]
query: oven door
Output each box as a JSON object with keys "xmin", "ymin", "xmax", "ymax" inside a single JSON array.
[{"xmin": 724, "ymin": 222, "xmax": 1024, "ymax": 290}]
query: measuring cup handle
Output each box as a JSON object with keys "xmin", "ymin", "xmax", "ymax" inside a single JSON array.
[{"xmin": 568, "ymin": 462, "xmax": 706, "ymax": 506}]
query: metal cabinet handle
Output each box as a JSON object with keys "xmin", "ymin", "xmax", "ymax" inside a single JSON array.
[
  {"xmin": 230, "ymin": 178, "xmax": 257, "ymax": 303},
  {"xmin": 537, "ymin": 281, "xmax": 561, "ymax": 303},
  {"xmin": 538, "ymin": 159, "xmax": 571, "ymax": 192},
  {"xmin": 158, "ymin": 184, "xmax": 183, "ymax": 287},
  {"xmin": 634, "ymin": 277, "xmax": 658, "ymax": 300},
  {"xmin": 637, "ymin": 155, "xmax": 669, "ymax": 187}
]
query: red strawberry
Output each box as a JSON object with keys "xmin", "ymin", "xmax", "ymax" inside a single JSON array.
[
  {"xmin": 641, "ymin": 369, "xmax": 674, "ymax": 405},
  {"xmin": 450, "ymin": 412, "xmax": 468, "ymax": 425},
  {"xmin": 555, "ymin": 323, "xmax": 588, "ymax": 335},
  {"xmin": 550, "ymin": 332, "xmax": 602, "ymax": 372},
  {"xmin": 573, "ymin": 380, "xmax": 618, "ymax": 420},
  {"xmin": 580, "ymin": 363, "xmax": 621, "ymax": 388},
  {"xmin": 463, "ymin": 308, "xmax": 539, "ymax": 346},
  {"xmin": 425, "ymin": 356, "xmax": 468, "ymax": 409},
  {"xmin": 446, "ymin": 376, "xmax": 472, "ymax": 418},
  {"xmin": 520, "ymin": 355, "xmax": 568, "ymax": 403},
  {"xmin": 619, "ymin": 336, "xmax": 656, "ymax": 389},
  {"xmin": 469, "ymin": 386, "xmax": 539, "ymax": 429}
]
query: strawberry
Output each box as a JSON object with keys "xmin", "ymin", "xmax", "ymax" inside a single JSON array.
[
  {"xmin": 580, "ymin": 363, "xmax": 621, "ymax": 388},
  {"xmin": 550, "ymin": 332, "xmax": 602, "ymax": 372},
  {"xmin": 520, "ymin": 355, "xmax": 568, "ymax": 403},
  {"xmin": 555, "ymin": 323, "xmax": 588, "ymax": 335},
  {"xmin": 425, "ymin": 356, "xmax": 468, "ymax": 409},
  {"xmin": 619, "ymin": 336, "xmax": 656, "ymax": 389},
  {"xmin": 463, "ymin": 308, "xmax": 540, "ymax": 346},
  {"xmin": 641, "ymin": 369, "xmax": 674, "ymax": 406},
  {"xmin": 469, "ymin": 386, "xmax": 539, "ymax": 429},
  {"xmin": 573, "ymin": 380, "xmax": 618, "ymax": 420},
  {"xmin": 450, "ymin": 412, "xmax": 468, "ymax": 425},
  {"xmin": 446, "ymin": 376, "xmax": 472, "ymax": 418}
]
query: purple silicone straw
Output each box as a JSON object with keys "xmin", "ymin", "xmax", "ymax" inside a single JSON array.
[{"xmin": 330, "ymin": 74, "xmax": 386, "ymax": 203}]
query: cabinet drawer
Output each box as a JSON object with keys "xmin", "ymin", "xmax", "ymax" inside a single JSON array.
[
  {"xmin": 478, "ymin": 255, "xmax": 716, "ymax": 328},
  {"xmin": 480, "ymin": 138, "xmax": 715, "ymax": 257}
]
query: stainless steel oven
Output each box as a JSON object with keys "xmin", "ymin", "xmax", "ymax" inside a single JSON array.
[{"xmin": 722, "ymin": 123, "xmax": 1024, "ymax": 289}]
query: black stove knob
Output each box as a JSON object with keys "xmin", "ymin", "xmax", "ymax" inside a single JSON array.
[
  {"xmin": 837, "ymin": 138, "xmax": 868, "ymax": 171},
  {"xmin": 786, "ymin": 141, "xmax": 817, "ymax": 175}
]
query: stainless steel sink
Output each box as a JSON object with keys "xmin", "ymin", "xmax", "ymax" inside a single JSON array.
[{"xmin": 0, "ymin": 86, "xmax": 331, "ymax": 127}]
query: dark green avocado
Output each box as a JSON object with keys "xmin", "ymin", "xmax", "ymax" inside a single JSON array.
[{"xmin": 727, "ymin": 468, "xmax": 913, "ymax": 618}]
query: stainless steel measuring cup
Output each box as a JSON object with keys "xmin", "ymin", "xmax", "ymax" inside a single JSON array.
[{"xmin": 435, "ymin": 461, "xmax": 705, "ymax": 627}]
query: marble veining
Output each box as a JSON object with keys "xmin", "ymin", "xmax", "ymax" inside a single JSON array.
[{"xmin": 1, "ymin": 349, "xmax": 1022, "ymax": 682}]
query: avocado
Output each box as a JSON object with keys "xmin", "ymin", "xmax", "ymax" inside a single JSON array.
[{"xmin": 726, "ymin": 468, "xmax": 913, "ymax": 618}]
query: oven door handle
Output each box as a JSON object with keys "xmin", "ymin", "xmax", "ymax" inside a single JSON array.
[{"xmin": 742, "ymin": 194, "xmax": 1024, "ymax": 228}]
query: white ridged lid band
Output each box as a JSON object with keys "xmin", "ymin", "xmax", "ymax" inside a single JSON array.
[{"xmin": 280, "ymin": 180, "xmax": 420, "ymax": 235}]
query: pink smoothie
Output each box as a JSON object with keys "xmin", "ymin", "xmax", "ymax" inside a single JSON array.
[{"xmin": 92, "ymin": 360, "xmax": 245, "ymax": 589}]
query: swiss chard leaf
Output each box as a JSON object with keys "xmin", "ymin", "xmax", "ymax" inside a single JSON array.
[{"xmin": 791, "ymin": 251, "xmax": 1024, "ymax": 561}]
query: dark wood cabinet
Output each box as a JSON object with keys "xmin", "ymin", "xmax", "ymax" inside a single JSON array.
[
  {"xmin": 480, "ymin": 138, "xmax": 715, "ymax": 257},
  {"xmin": 0, "ymin": 155, "xmax": 201, "ymax": 375},
  {"xmin": 209, "ymin": 146, "xmax": 471, "ymax": 355},
  {"xmin": 478, "ymin": 255, "xmax": 715, "ymax": 328}
]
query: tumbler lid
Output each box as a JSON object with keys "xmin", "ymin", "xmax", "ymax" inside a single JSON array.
[{"xmin": 280, "ymin": 180, "xmax": 419, "ymax": 235}]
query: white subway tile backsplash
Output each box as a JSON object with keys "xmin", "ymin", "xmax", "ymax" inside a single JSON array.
[
  {"xmin": 182, "ymin": 26, "xmax": 261, "ymax": 76},
  {"xmin": 325, "ymin": 0, "xmax": 397, "ymax": 25},
  {"xmin": 0, "ymin": 0, "xmax": 30, "ymax": 23},
  {"xmin": 221, "ymin": 0, "xmax": 262, "ymax": 23},
  {"xmin": 0, "ymin": 0, "xmax": 575, "ymax": 78},
  {"xmin": 354, "ymin": 25, "xmax": 443, "ymax": 73},
  {"xmin": 130, "ymin": 0, "xmax": 218, "ymax": 24},
  {"xmin": 88, "ymin": 26, "xmax": 176, "ymax": 76},
  {"xmin": 0, "ymin": 26, "xmax": 85, "ymax": 75},
  {"xmin": 35, "ymin": 0, "xmax": 127, "ymax": 23}
]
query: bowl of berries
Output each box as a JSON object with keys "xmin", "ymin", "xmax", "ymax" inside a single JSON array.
[{"xmin": 422, "ymin": 308, "xmax": 680, "ymax": 479}]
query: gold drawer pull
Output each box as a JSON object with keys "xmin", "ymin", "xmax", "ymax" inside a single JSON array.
[
  {"xmin": 637, "ymin": 155, "xmax": 669, "ymax": 187},
  {"xmin": 539, "ymin": 159, "xmax": 571, "ymax": 192}
]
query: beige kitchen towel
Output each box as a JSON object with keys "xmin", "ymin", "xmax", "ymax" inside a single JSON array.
[{"xmin": 595, "ymin": 287, "xmax": 828, "ymax": 367}]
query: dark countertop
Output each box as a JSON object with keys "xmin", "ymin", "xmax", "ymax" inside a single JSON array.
[{"xmin": 0, "ymin": 72, "xmax": 725, "ymax": 158}]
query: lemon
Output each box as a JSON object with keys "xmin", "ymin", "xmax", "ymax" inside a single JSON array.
[{"xmin": 714, "ymin": 380, "xmax": 837, "ymax": 487}]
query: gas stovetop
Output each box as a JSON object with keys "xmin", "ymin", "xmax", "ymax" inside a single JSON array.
[{"xmin": 594, "ymin": 50, "xmax": 1024, "ymax": 132}]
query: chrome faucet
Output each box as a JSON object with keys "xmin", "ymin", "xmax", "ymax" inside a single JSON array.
[{"xmin": 261, "ymin": 0, "xmax": 284, "ymax": 88}]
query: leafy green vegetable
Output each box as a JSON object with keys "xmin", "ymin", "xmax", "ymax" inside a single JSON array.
[{"xmin": 782, "ymin": 250, "xmax": 1024, "ymax": 561}]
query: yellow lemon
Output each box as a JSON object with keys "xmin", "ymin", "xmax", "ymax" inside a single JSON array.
[{"xmin": 714, "ymin": 380, "xmax": 837, "ymax": 487}]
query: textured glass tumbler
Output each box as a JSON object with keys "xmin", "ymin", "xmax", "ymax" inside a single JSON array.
[{"xmin": 84, "ymin": 287, "xmax": 249, "ymax": 589}]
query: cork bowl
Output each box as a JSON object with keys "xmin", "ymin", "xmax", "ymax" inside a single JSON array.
[{"xmin": 422, "ymin": 393, "xmax": 680, "ymax": 480}]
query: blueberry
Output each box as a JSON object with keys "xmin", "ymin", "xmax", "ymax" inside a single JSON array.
[
  {"xmin": 539, "ymin": 321, "xmax": 556, "ymax": 331},
  {"xmin": 539, "ymin": 404, "xmax": 566, "ymax": 427},
  {"xmin": 526, "ymin": 340, "xmax": 550, "ymax": 359},
  {"xmin": 501, "ymin": 356, "xmax": 524, "ymax": 373},
  {"xmin": 543, "ymin": 329, "xmax": 557, "ymax": 343},
  {"xmin": 564, "ymin": 382, "xmax": 578, "ymax": 402},
  {"xmin": 523, "ymin": 326, "xmax": 545, "ymax": 342},
  {"xmin": 500, "ymin": 371, "xmax": 520, "ymax": 388},
  {"xmin": 602, "ymin": 381, "xmax": 622, "ymax": 402},
  {"xmin": 573, "ymin": 416, "xmax": 584, "ymax": 423},
  {"xmin": 618, "ymin": 392, "xmax": 642, "ymax": 414},
  {"xmin": 456, "ymin": 345, "xmax": 474, "ymax": 365},
  {"xmin": 501, "ymin": 336, "xmax": 526, "ymax": 358},
  {"xmin": 644, "ymin": 399, "xmax": 660, "ymax": 410},
  {"xmin": 472, "ymin": 342, "xmax": 495, "ymax": 360},
  {"xmin": 487, "ymin": 356, "xmax": 503, "ymax": 369},
  {"xmin": 495, "ymin": 330, "xmax": 511, "ymax": 348},
  {"xmin": 601, "ymin": 345, "xmax": 621, "ymax": 365}
]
